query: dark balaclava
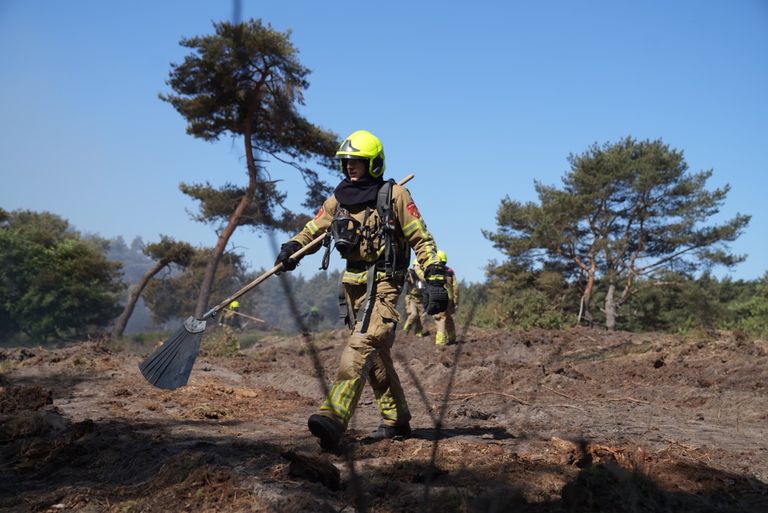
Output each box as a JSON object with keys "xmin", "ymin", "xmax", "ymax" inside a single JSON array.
[{"xmin": 333, "ymin": 159, "xmax": 384, "ymax": 206}]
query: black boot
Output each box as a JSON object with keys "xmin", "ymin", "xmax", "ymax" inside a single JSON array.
[
  {"xmin": 372, "ymin": 423, "xmax": 411, "ymax": 440},
  {"xmin": 308, "ymin": 414, "xmax": 344, "ymax": 450}
]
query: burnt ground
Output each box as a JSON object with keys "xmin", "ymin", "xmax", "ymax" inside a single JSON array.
[{"xmin": 1, "ymin": 325, "xmax": 766, "ymax": 512}]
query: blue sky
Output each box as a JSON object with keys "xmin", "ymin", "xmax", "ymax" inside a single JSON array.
[{"xmin": 1, "ymin": 1, "xmax": 766, "ymax": 284}]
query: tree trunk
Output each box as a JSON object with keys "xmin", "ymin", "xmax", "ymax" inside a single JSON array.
[
  {"xmin": 604, "ymin": 282, "xmax": 617, "ymax": 331},
  {"xmin": 579, "ymin": 287, "xmax": 593, "ymax": 325},
  {"xmin": 577, "ymin": 262, "xmax": 597, "ymax": 326},
  {"xmin": 194, "ymin": 127, "xmax": 258, "ymax": 318},
  {"xmin": 112, "ymin": 258, "xmax": 169, "ymax": 339}
]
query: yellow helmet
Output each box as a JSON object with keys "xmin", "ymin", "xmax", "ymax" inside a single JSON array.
[
  {"xmin": 335, "ymin": 130, "xmax": 385, "ymax": 179},
  {"xmin": 228, "ymin": 301, "xmax": 240, "ymax": 310},
  {"xmin": 437, "ymin": 250, "xmax": 448, "ymax": 263}
]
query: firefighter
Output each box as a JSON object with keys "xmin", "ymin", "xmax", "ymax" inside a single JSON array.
[
  {"xmin": 403, "ymin": 261, "xmax": 430, "ymax": 337},
  {"xmin": 433, "ymin": 250, "xmax": 459, "ymax": 346},
  {"xmin": 218, "ymin": 300, "xmax": 242, "ymax": 351},
  {"xmin": 275, "ymin": 129, "xmax": 449, "ymax": 450},
  {"xmin": 305, "ymin": 305, "xmax": 323, "ymax": 332}
]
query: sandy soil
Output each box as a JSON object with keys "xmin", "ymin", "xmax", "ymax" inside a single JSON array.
[{"xmin": 1, "ymin": 326, "xmax": 767, "ymax": 512}]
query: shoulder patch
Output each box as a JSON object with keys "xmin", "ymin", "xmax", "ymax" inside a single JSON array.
[{"xmin": 406, "ymin": 202, "xmax": 421, "ymax": 219}]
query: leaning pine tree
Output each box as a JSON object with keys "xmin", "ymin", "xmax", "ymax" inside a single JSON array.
[
  {"xmin": 484, "ymin": 137, "xmax": 751, "ymax": 330},
  {"xmin": 160, "ymin": 20, "xmax": 338, "ymax": 318},
  {"xmin": 112, "ymin": 236, "xmax": 194, "ymax": 339}
]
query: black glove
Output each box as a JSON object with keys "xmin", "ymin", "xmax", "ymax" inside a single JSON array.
[
  {"xmin": 275, "ymin": 241, "xmax": 302, "ymax": 273},
  {"xmin": 423, "ymin": 263, "xmax": 449, "ymax": 315}
]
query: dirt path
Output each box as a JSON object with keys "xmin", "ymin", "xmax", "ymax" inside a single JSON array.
[{"xmin": 1, "ymin": 327, "xmax": 767, "ymax": 512}]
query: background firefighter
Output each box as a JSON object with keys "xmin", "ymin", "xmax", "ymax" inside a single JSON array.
[
  {"xmin": 432, "ymin": 250, "xmax": 460, "ymax": 345},
  {"xmin": 274, "ymin": 129, "xmax": 449, "ymax": 450},
  {"xmin": 218, "ymin": 300, "xmax": 242, "ymax": 351},
  {"xmin": 304, "ymin": 305, "xmax": 323, "ymax": 333},
  {"xmin": 403, "ymin": 261, "xmax": 431, "ymax": 337}
]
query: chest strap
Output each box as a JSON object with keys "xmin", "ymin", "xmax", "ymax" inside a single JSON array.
[{"xmin": 377, "ymin": 179, "xmax": 398, "ymax": 277}]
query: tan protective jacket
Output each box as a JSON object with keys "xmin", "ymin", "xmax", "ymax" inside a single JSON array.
[
  {"xmin": 290, "ymin": 184, "xmax": 440, "ymax": 285},
  {"xmin": 405, "ymin": 265, "xmax": 426, "ymax": 299},
  {"xmin": 445, "ymin": 268, "xmax": 460, "ymax": 306}
]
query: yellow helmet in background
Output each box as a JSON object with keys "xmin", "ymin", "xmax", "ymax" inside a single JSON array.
[
  {"xmin": 335, "ymin": 130, "xmax": 385, "ymax": 179},
  {"xmin": 228, "ymin": 301, "xmax": 240, "ymax": 310},
  {"xmin": 437, "ymin": 250, "xmax": 448, "ymax": 263}
]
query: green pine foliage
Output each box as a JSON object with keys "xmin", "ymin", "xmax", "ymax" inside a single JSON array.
[
  {"xmin": 619, "ymin": 272, "xmax": 768, "ymax": 337},
  {"xmin": 111, "ymin": 236, "xmax": 195, "ymax": 339},
  {"xmin": 142, "ymin": 248, "xmax": 247, "ymax": 325},
  {"xmin": 159, "ymin": 19, "xmax": 339, "ymax": 316},
  {"xmin": 465, "ymin": 268, "xmax": 768, "ymax": 338},
  {"xmin": 471, "ymin": 263, "xmax": 574, "ymax": 330},
  {"xmin": 484, "ymin": 136, "xmax": 750, "ymax": 330},
  {"xmin": 726, "ymin": 274, "xmax": 768, "ymax": 338}
]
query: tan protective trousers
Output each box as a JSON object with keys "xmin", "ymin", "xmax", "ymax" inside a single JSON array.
[
  {"xmin": 403, "ymin": 293, "xmax": 430, "ymax": 335},
  {"xmin": 433, "ymin": 303, "xmax": 456, "ymax": 345},
  {"xmin": 318, "ymin": 280, "xmax": 411, "ymax": 428}
]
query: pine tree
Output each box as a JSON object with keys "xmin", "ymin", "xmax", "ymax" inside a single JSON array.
[
  {"xmin": 112, "ymin": 236, "xmax": 194, "ymax": 339},
  {"xmin": 485, "ymin": 137, "xmax": 750, "ymax": 330},
  {"xmin": 161, "ymin": 19, "xmax": 338, "ymax": 317}
]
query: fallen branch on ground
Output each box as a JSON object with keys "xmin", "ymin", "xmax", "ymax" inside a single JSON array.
[
  {"xmin": 605, "ymin": 396, "xmax": 650, "ymax": 405},
  {"xmin": 542, "ymin": 385, "xmax": 576, "ymax": 401},
  {"xmin": 427, "ymin": 391, "xmax": 531, "ymax": 405},
  {"xmin": 542, "ymin": 385, "xmax": 651, "ymax": 405}
]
